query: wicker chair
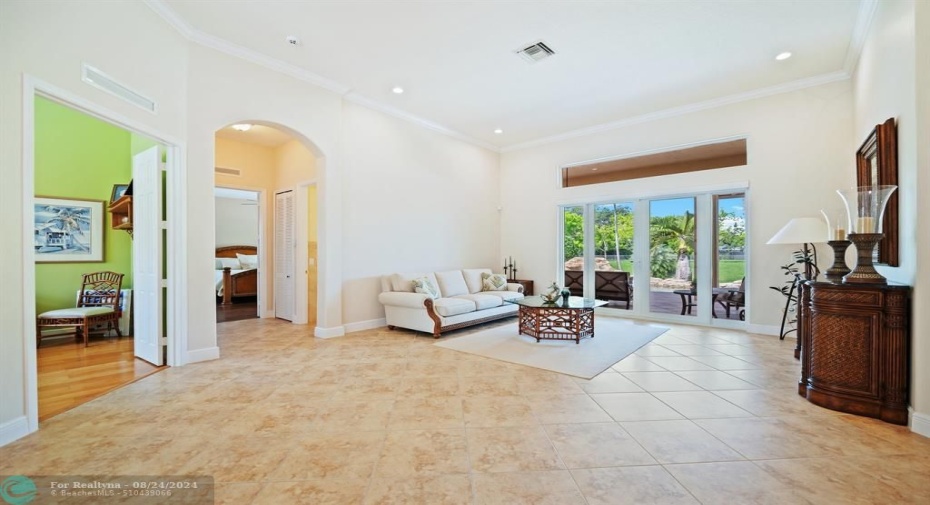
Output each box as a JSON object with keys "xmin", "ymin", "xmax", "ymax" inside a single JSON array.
[{"xmin": 36, "ymin": 271, "xmax": 124, "ymax": 347}]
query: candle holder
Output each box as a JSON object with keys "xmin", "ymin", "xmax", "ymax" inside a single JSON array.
[
  {"xmin": 836, "ymin": 186, "xmax": 897, "ymax": 284},
  {"xmin": 824, "ymin": 240, "xmax": 851, "ymax": 282},
  {"xmin": 843, "ymin": 234, "xmax": 885, "ymax": 284}
]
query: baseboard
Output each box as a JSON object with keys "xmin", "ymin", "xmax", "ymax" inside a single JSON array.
[
  {"xmin": 184, "ymin": 346, "xmax": 220, "ymax": 364},
  {"xmin": 910, "ymin": 409, "xmax": 930, "ymax": 438},
  {"xmin": 0, "ymin": 416, "xmax": 31, "ymax": 447},
  {"xmin": 746, "ymin": 323, "xmax": 782, "ymax": 337},
  {"xmin": 314, "ymin": 326, "xmax": 345, "ymax": 339},
  {"xmin": 343, "ymin": 318, "xmax": 386, "ymax": 334}
]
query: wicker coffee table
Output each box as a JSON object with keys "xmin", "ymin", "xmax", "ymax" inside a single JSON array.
[{"xmin": 508, "ymin": 296, "xmax": 607, "ymax": 344}]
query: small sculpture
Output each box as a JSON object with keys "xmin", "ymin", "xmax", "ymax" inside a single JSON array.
[{"xmin": 541, "ymin": 282, "xmax": 561, "ymax": 303}]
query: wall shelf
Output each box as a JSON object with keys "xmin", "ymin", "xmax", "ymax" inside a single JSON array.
[{"xmin": 108, "ymin": 195, "xmax": 133, "ymax": 232}]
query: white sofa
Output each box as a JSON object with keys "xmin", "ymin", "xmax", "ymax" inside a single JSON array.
[{"xmin": 378, "ymin": 268, "xmax": 525, "ymax": 338}]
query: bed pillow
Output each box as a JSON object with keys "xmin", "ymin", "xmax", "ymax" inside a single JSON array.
[
  {"xmin": 237, "ymin": 253, "xmax": 258, "ymax": 269},
  {"xmin": 216, "ymin": 257, "xmax": 241, "ymax": 270},
  {"xmin": 481, "ymin": 272, "xmax": 508, "ymax": 291},
  {"xmin": 412, "ymin": 277, "xmax": 440, "ymax": 300}
]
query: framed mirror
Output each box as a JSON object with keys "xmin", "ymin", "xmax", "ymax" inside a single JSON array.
[{"xmin": 856, "ymin": 117, "xmax": 898, "ymax": 266}]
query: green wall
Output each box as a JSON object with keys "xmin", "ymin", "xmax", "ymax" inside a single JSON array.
[{"xmin": 34, "ymin": 96, "xmax": 133, "ymax": 315}]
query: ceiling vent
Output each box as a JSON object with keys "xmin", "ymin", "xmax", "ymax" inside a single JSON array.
[
  {"xmin": 81, "ymin": 64, "xmax": 156, "ymax": 113},
  {"xmin": 515, "ymin": 41, "xmax": 555, "ymax": 63},
  {"xmin": 215, "ymin": 166, "xmax": 241, "ymax": 176}
]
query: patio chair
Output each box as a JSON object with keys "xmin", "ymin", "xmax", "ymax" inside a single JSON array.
[
  {"xmin": 717, "ymin": 277, "xmax": 745, "ymax": 320},
  {"xmin": 36, "ymin": 271, "xmax": 124, "ymax": 347}
]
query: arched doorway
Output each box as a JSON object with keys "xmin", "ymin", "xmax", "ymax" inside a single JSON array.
[{"xmin": 213, "ymin": 121, "xmax": 321, "ymax": 328}]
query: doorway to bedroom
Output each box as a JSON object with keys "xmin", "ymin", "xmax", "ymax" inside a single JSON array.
[
  {"xmin": 215, "ymin": 187, "xmax": 260, "ymax": 323},
  {"xmin": 213, "ymin": 122, "xmax": 319, "ymax": 326}
]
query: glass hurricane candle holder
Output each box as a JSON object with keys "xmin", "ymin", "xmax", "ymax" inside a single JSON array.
[{"xmin": 836, "ymin": 186, "xmax": 897, "ymax": 283}]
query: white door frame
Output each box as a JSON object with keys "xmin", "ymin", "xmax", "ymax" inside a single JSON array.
[
  {"xmin": 214, "ymin": 184, "xmax": 266, "ymax": 318},
  {"xmin": 21, "ymin": 75, "xmax": 188, "ymax": 433},
  {"xmin": 293, "ymin": 179, "xmax": 318, "ymax": 325}
]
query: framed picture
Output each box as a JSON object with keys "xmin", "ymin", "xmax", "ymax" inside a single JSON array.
[
  {"xmin": 34, "ymin": 197, "xmax": 104, "ymax": 263},
  {"xmin": 110, "ymin": 183, "xmax": 130, "ymax": 203}
]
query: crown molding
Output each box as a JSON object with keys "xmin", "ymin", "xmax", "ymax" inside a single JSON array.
[
  {"xmin": 343, "ymin": 93, "xmax": 499, "ymax": 152},
  {"xmin": 145, "ymin": 0, "xmax": 859, "ymax": 156},
  {"xmin": 189, "ymin": 30, "xmax": 351, "ymax": 96},
  {"xmin": 142, "ymin": 0, "xmax": 194, "ymax": 39},
  {"xmin": 501, "ymin": 70, "xmax": 850, "ymax": 153},
  {"xmin": 843, "ymin": 0, "xmax": 879, "ymax": 75},
  {"xmin": 142, "ymin": 0, "xmax": 498, "ymax": 152}
]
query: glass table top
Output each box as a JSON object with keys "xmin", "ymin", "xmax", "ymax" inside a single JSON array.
[{"xmin": 508, "ymin": 295, "xmax": 607, "ymax": 309}]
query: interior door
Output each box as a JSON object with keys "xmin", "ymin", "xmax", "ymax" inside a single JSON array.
[
  {"xmin": 132, "ymin": 146, "xmax": 163, "ymax": 365},
  {"xmin": 274, "ymin": 190, "xmax": 295, "ymax": 321}
]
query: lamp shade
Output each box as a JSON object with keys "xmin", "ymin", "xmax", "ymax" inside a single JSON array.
[{"xmin": 767, "ymin": 217, "xmax": 828, "ymax": 245}]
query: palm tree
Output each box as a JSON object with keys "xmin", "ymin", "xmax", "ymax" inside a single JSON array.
[
  {"xmin": 652, "ymin": 211, "xmax": 695, "ymax": 280},
  {"xmin": 42, "ymin": 205, "xmax": 91, "ymax": 251}
]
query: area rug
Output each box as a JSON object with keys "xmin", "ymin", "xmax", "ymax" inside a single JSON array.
[{"xmin": 434, "ymin": 317, "xmax": 669, "ymax": 379}]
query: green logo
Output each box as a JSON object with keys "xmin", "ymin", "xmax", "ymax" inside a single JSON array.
[{"xmin": 0, "ymin": 476, "xmax": 36, "ymax": 505}]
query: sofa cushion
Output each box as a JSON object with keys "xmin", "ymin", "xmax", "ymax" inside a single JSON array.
[
  {"xmin": 412, "ymin": 277, "xmax": 440, "ymax": 299},
  {"xmin": 435, "ymin": 270, "xmax": 469, "ymax": 297},
  {"xmin": 391, "ymin": 272, "xmax": 438, "ymax": 293},
  {"xmin": 482, "ymin": 290, "xmax": 524, "ymax": 303},
  {"xmin": 453, "ymin": 294, "xmax": 503, "ymax": 310},
  {"xmin": 432, "ymin": 297, "xmax": 476, "ymax": 317},
  {"xmin": 462, "ymin": 268, "xmax": 492, "ymax": 294},
  {"xmin": 481, "ymin": 272, "xmax": 508, "ymax": 291}
]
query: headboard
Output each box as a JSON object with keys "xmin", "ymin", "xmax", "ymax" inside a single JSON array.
[{"xmin": 216, "ymin": 245, "xmax": 257, "ymax": 258}]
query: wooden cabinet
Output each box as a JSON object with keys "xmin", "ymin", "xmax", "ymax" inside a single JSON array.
[
  {"xmin": 108, "ymin": 195, "xmax": 133, "ymax": 231},
  {"xmin": 509, "ymin": 279, "xmax": 534, "ymax": 296},
  {"xmin": 798, "ymin": 280, "xmax": 910, "ymax": 425}
]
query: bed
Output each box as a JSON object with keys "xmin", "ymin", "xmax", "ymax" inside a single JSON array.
[{"xmin": 215, "ymin": 245, "xmax": 258, "ymax": 305}]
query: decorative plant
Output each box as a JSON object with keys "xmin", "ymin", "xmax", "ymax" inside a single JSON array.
[{"xmin": 769, "ymin": 248, "xmax": 817, "ymax": 328}]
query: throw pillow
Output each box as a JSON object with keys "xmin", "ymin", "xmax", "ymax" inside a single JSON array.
[
  {"xmin": 412, "ymin": 277, "xmax": 440, "ymax": 299},
  {"xmin": 481, "ymin": 272, "xmax": 508, "ymax": 291},
  {"xmin": 237, "ymin": 253, "xmax": 259, "ymax": 270},
  {"xmin": 216, "ymin": 257, "xmax": 241, "ymax": 270}
]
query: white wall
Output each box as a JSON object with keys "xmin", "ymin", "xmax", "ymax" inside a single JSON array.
[
  {"xmin": 215, "ymin": 197, "xmax": 259, "ymax": 247},
  {"xmin": 186, "ymin": 43, "xmax": 344, "ymax": 341},
  {"xmin": 854, "ymin": 0, "xmax": 930, "ymax": 435},
  {"xmin": 340, "ymin": 102, "xmax": 501, "ymax": 326},
  {"xmin": 915, "ymin": 0, "xmax": 930, "ymax": 437},
  {"xmin": 500, "ymin": 79, "xmax": 855, "ymax": 331},
  {"xmin": 0, "ymin": 0, "xmax": 188, "ymax": 441}
]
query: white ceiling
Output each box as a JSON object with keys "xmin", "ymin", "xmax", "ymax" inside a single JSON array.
[{"xmin": 157, "ymin": 0, "xmax": 869, "ymax": 150}]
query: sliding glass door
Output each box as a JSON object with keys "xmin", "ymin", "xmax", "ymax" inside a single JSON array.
[
  {"xmin": 648, "ymin": 197, "xmax": 696, "ymax": 318},
  {"xmin": 560, "ymin": 189, "xmax": 747, "ymax": 327}
]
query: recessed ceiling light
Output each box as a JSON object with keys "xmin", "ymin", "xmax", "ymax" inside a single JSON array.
[
  {"xmin": 775, "ymin": 52, "xmax": 792, "ymax": 61},
  {"xmin": 494, "ymin": 128, "xmax": 503, "ymax": 134},
  {"xmin": 231, "ymin": 124, "xmax": 252, "ymax": 132},
  {"xmin": 392, "ymin": 86, "xmax": 404, "ymax": 94},
  {"xmin": 286, "ymin": 35, "xmax": 300, "ymax": 46},
  {"xmin": 591, "ymin": 167, "xmax": 599, "ymax": 171}
]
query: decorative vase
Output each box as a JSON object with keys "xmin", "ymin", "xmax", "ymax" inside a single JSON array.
[
  {"xmin": 561, "ymin": 288, "xmax": 570, "ymax": 303},
  {"xmin": 836, "ymin": 186, "xmax": 897, "ymax": 284}
]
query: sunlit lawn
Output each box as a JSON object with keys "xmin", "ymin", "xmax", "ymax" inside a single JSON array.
[{"xmin": 608, "ymin": 259, "xmax": 745, "ymax": 283}]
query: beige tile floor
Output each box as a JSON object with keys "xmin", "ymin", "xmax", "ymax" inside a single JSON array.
[{"xmin": 3, "ymin": 317, "xmax": 930, "ymax": 504}]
